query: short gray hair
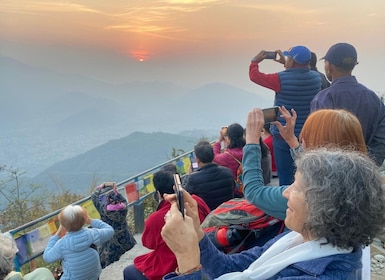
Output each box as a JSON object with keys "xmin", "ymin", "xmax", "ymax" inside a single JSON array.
[
  {"xmin": 0, "ymin": 234, "xmax": 18, "ymax": 279},
  {"xmin": 296, "ymin": 148, "xmax": 385, "ymax": 249}
]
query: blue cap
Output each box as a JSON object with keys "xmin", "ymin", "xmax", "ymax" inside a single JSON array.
[
  {"xmin": 321, "ymin": 42, "xmax": 358, "ymax": 67},
  {"xmin": 283, "ymin": 46, "xmax": 311, "ymax": 65}
]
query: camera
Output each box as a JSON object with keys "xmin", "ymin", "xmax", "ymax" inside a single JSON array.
[
  {"xmin": 264, "ymin": 51, "xmax": 277, "ymax": 60},
  {"xmin": 262, "ymin": 106, "xmax": 279, "ymax": 123}
]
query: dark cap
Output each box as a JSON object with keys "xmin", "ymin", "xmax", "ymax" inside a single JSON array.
[{"xmin": 321, "ymin": 43, "xmax": 358, "ymax": 67}]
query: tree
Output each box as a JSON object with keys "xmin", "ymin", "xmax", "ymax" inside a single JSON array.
[
  {"xmin": 0, "ymin": 166, "xmax": 47, "ymax": 232},
  {"xmin": 0, "ymin": 166, "xmax": 84, "ymax": 232},
  {"xmin": 46, "ymin": 191, "xmax": 83, "ymax": 212}
]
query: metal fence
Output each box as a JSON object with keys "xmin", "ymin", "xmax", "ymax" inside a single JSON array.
[{"xmin": 7, "ymin": 149, "xmax": 196, "ymax": 269}]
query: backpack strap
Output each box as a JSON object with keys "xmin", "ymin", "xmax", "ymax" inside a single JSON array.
[{"xmin": 224, "ymin": 151, "xmax": 241, "ymax": 166}]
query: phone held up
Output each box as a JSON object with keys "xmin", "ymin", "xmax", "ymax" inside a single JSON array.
[
  {"xmin": 173, "ymin": 174, "xmax": 185, "ymax": 219},
  {"xmin": 262, "ymin": 106, "xmax": 279, "ymax": 123},
  {"xmin": 264, "ymin": 51, "xmax": 277, "ymax": 60}
]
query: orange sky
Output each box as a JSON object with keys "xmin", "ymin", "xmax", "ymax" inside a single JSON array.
[{"xmin": 1, "ymin": 0, "xmax": 385, "ymax": 93}]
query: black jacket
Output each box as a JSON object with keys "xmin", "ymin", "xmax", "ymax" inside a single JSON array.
[{"xmin": 183, "ymin": 163, "xmax": 235, "ymax": 210}]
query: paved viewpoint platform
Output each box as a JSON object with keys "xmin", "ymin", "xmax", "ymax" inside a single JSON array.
[{"xmin": 100, "ymin": 233, "xmax": 150, "ymax": 279}]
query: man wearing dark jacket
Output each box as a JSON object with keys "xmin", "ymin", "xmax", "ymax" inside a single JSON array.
[
  {"xmin": 183, "ymin": 140, "xmax": 235, "ymax": 210},
  {"xmin": 311, "ymin": 42, "xmax": 385, "ymax": 166}
]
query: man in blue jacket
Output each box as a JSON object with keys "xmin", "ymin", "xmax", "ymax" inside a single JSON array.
[{"xmin": 249, "ymin": 46, "xmax": 321, "ymax": 185}]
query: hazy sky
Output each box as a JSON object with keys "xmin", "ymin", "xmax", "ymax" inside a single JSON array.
[{"xmin": 1, "ymin": 0, "xmax": 385, "ymax": 94}]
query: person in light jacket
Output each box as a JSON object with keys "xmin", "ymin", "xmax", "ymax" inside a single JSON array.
[{"xmin": 43, "ymin": 205, "xmax": 114, "ymax": 280}]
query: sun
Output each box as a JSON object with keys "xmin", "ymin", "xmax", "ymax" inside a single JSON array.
[{"xmin": 130, "ymin": 49, "xmax": 150, "ymax": 62}]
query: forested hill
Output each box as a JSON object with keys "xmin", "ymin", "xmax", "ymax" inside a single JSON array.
[{"xmin": 28, "ymin": 131, "xmax": 211, "ymax": 196}]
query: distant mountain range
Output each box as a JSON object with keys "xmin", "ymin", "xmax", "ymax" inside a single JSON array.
[
  {"xmin": 0, "ymin": 55, "xmax": 273, "ymax": 180},
  {"xmin": 28, "ymin": 131, "xmax": 208, "ymax": 196}
]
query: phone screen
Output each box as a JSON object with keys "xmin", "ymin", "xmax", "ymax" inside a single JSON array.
[
  {"xmin": 264, "ymin": 51, "xmax": 277, "ymax": 60},
  {"xmin": 173, "ymin": 174, "xmax": 185, "ymax": 219},
  {"xmin": 192, "ymin": 162, "xmax": 199, "ymax": 171},
  {"xmin": 262, "ymin": 106, "xmax": 279, "ymax": 123}
]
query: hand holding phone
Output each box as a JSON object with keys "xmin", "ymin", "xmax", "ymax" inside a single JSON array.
[
  {"xmin": 173, "ymin": 174, "xmax": 185, "ymax": 219},
  {"xmin": 262, "ymin": 106, "xmax": 279, "ymax": 123}
]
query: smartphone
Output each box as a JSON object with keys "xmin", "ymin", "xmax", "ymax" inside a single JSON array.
[
  {"xmin": 264, "ymin": 51, "xmax": 277, "ymax": 60},
  {"xmin": 173, "ymin": 174, "xmax": 185, "ymax": 219},
  {"xmin": 191, "ymin": 161, "xmax": 199, "ymax": 171},
  {"xmin": 262, "ymin": 106, "xmax": 279, "ymax": 123}
]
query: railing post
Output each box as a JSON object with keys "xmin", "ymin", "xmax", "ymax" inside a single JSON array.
[{"xmin": 133, "ymin": 201, "xmax": 145, "ymax": 233}]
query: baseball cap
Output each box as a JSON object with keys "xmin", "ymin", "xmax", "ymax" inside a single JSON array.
[
  {"xmin": 283, "ymin": 46, "xmax": 311, "ymax": 65},
  {"xmin": 321, "ymin": 43, "xmax": 358, "ymax": 67}
]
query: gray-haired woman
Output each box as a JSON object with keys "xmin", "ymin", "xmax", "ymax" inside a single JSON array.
[
  {"xmin": 160, "ymin": 148, "xmax": 385, "ymax": 279},
  {"xmin": 0, "ymin": 234, "xmax": 55, "ymax": 280}
]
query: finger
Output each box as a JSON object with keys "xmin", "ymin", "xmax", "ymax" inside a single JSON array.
[
  {"xmin": 163, "ymin": 193, "xmax": 177, "ymax": 203},
  {"xmin": 273, "ymin": 121, "xmax": 283, "ymax": 129},
  {"xmin": 182, "ymin": 189, "xmax": 195, "ymax": 206}
]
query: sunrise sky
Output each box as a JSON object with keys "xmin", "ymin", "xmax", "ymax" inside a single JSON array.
[{"xmin": 1, "ymin": 0, "xmax": 385, "ymax": 94}]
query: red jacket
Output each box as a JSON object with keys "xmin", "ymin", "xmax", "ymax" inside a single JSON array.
[{"xmin": 134, "ymin": 195, "xmax": 210, "ymax": 280}]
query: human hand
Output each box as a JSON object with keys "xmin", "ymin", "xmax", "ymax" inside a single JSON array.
[
  {"xmin": 56, "ymin": 225, "xmax": 67, "ymax": 237},
  {"xmin": 273, "ymin": 106, "xmax": 300, "ymax": 149},
  {"xmin": 251, "ymin": 50, "xmax": 265, "ymax": 63},
  {"xmin": 86, "ymin": 215, "xmax": 93, "ymax": 225},
  {"xmin": 161, "ymin": 202, "xmax": 200, "ymax": 274},
  {"xmin": 245, "ymin": 108, "xmax": 264, "ymax": 144},
  {"xmin": 275, "ymin": 50, "xmax": 286, "ymax": 64},
  {"xmin": 164, "ymin": 189, "xmax": 204, "ymax": 240}
]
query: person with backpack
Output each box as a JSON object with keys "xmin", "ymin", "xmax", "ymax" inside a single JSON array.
[
  {"xmin": 183, "ymin": 140, "xmax": 235, "ymax": 210},
  {"xmin": 161, "ymin": 147, "xmax": 385, "ymax": 279},
  {"xmin": 213, "ymin": 123, "xmax": 245, "ymax": 197}
]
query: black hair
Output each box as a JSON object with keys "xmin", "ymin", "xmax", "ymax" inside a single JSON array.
[
  {"xmin": 310, "ymin": 52, "xmax": 317, "ymax": 70},
  {"xmin": 194, "ymin": 140, "xmax": 214, "ymax": 163},
  {"xmin": 259, "ymin": 137, "xmax": 270, "ymax": 158},
  {"xmin": 226, "ymin": 123, "xmax": 246, "ymax": 149},
  {"xmin": 263, "ymin": 123, "xmax": 271, "ymax": 134},
  {"xmin": 161, "ymin": 163, "xmax": 178, "ymax": 174},
  {"xmin": 153, "ymin": 170, "xmax": 174, "ymax": 196}
]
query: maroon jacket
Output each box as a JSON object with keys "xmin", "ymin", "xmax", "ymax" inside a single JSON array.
[{"xmin": 212, "ymin": 142, "xmax": 243, "ymax": 179}]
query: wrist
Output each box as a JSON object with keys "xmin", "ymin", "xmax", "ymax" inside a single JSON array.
[
  {"xmin": 175, "ymin": 248, "xmax": 200, "ymax": 274},
  {"xmin": 176, "ymin": 264, "xmax": 202, "ymax": 275},
  {"xmin": 287, "ymin": 137, "xmax": 300, "ymax": 149}
]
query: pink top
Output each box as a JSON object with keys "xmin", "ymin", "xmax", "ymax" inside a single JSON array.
[
  {"xmin": 106, "ymin": 202, "xmax": 126, "ymax": 211},
  {"xmin": 213, "ymin": 141, "xmax": 243, "ymax": 179}
]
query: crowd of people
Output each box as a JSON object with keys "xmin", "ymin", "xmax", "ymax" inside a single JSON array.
[{"xmin": 1, "ymin": 42, "xmax": 385, "ymax": 280}]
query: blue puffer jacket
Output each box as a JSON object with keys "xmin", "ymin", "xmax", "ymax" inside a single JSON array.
[
  {"xmin": 272, "ymin": 68, "xmax": 321, "ymax": 136},
  {"xmin": 43, "ymin": 219, "xmax": 114, "ymax": 280}
]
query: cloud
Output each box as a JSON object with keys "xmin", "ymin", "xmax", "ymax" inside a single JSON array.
[{"xmin": 1, "ymin": 1, "xmax": 105, "ymax": 15}]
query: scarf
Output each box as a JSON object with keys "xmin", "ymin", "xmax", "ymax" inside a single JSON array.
[{"xmin": 216, "ymin": 231, "xmax": 352, "ymax": 280}]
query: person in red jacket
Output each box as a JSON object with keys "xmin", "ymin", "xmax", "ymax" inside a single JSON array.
[{"xmin": 123, "ymin": 166, "xmax": 210, "ymax": 280}]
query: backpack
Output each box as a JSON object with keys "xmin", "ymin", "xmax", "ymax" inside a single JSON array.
[
  {"xmin": 224, "ymin": 151, "xmax": 244, "ymax": 194},
  {"xmin": 201, "ymin": 198, "xmax": 284, "ymax": 254}
]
